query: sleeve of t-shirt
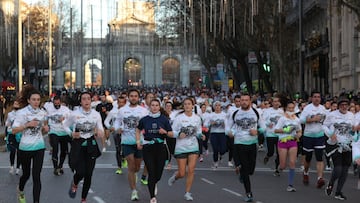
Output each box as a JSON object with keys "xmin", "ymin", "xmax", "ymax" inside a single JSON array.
[{"xmin": 164, "ymin": 117, "xmax": 172, "ymax": 132}]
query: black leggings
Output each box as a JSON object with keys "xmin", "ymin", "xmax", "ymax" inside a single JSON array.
[
  {"xmin": 210, "ymin": 133, "xmax": 227, "ymax": 162},
  {"xmin": 265, "ymin": 137, "xmax": 279, "ymax": 168},
  {"xmin": 73, "ymin": 146, "xmax": 97, "ymax": 199},
  {"xmin": 49, "ymin": 134, "xmax": 70, "ymax": 169},
  {"xmin": 227, "ymin": 137, "xmax": 234, "ymax": 161},
  {"xmin": 142, "ymin": 143, "xmax": 167, "ymax": 198},
  {"xmin": 8, "ymin": 136, "xmax": 20, "ymax": 168},
  {"xmin": 328, "ymin": 151, "xmax": 352, "ymax": 193},
  {"xmin": 18, "ymin": 149, "xmax": 45, "ymax": 203},
  {"xmin": 165, "ymin": 137, "xmax": 176, "ymax": 163},
  {"xmin": 233, "ymin": 144, "xmax": 257, "ymax": 194},
  {"xmin": 113, "ymin": 133, "xmax": 123, "ymax": 168}
]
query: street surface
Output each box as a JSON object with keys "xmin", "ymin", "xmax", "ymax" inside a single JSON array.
[{"xmin": 0, "ymin": 137, "xmax": 359, "ymax": 203}]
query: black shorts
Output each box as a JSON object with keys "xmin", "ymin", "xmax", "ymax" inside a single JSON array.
[{"xmin": 302, "ymin": 136, "xmax": 325, "ymax": 152}]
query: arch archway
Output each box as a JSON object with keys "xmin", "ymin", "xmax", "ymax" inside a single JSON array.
[
  {"xmin": 85, "ymin": 59, "xmax": 102, "ymax": 87},
  {"xmin": 162, "ymin": 57, "xmax": 180, "ymax": 87},
  {"xmin": 124, "ymin": 58, "xmax": 142, "ymax": 86}
]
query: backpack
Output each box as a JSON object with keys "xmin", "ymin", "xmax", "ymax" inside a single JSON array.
[{"xmin": 232, "ymin": 107, "xmax": 260, "ymax": 122}]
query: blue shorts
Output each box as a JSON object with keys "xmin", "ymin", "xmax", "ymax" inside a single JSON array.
[
  {"xmin": 122, "ymin": 144, "xmax": 142, "ymax": 158},
  {"xmin": 174, "ymin": 151, "xmax": 199, "ymax": 159},
  {"xmin": 302, "ymin": 136, "xmax": 325, "ymax": 152}
]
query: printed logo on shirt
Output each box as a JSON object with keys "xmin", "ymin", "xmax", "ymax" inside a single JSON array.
[
  {"xmin": 270, "ymin": 116, "xmax": 281, "ymax": 125},
  {"xmin": 179, "ymin": 125, "xmax": 197, "ymax": 137},
  {"xmin": 235, "ymin": 118, "xmax": 257, "ymax": 130},
  {"xmin": 124, "ymin": 115, "xmax": 140, "ymax": 129},
  {"xmin": 75, "ymin": 121, "xmax": 96, "ymax": 133},
  {"xmin": 334, "ymin": 122, "xmax": 352, "ymax": 138},
  {"xmin": 48, "ymin": 114, "xmax": 63, "ymax": 123},
  {"xmin": 212, "ymin": 119, "xmax": 225, "ymax": 128}
]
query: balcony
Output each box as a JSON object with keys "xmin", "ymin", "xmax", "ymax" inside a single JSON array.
[{"xmin": 286, "ymin": 0, "xmax": 328, "ymax": 25}]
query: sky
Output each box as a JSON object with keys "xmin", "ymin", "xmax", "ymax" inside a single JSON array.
[{"xmin": 23, "ymin": 0, "xmax": 117, "ymax": 38}]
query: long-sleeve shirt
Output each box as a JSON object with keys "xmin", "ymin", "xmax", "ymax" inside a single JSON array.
[
  {"xmin": 274, "ymin": 116, "xmax": 301, "ymax": 141},
  {"xmin": 261, "ymin": 107, "xmax": 284, "ymax": 137},
  {"xmin": 172, "ymin": 113, "xmax": 202, "ymax": 155},
  {"xmin": 12, "ymin": 105, "xmax": 47, "ymax": 151},
  {"xmin": 323, "ymin": 110, "xmax": 356, "ymax": 145},
  {"xmin": 299, "ymin": 103, "xmax": 327, "ymax": 138},
  {"xmin": 205, "ymin": 111, "xmax": 227, "ymax": 133},
  {"xmin": 63, "ymin": 108, "xmax": 104, "ymax": 139},
  {"xmin": 225, "ymin": 108, "xmax": 260, "ymax": 145},
  {"xmin": 47, "ymin": 105, "xmax": 71, "ymax": 136},
  {"xmin": 352, "ymin": 112, "xmax": 360, "ymax": 162}
]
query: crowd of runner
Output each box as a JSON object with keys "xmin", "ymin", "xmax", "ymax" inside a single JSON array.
[{"xmin": 4, "ymin": 85, "xmax": 360, "ymax": 203}]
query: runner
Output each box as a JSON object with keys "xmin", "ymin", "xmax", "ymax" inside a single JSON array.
[
  {"xmin": 12, "ymin": 85, "xmax": 49, "ymax": 203},
  {"xmin": 136, "ymin": 99, "xmax": 173, "ymax": 203},
  {"xmin": 226, "ymin": 93, "xmax": 261, "ymax": 202},
  {"xmin": 95, "ymin": 92, "xmax": 113, "ymax": 152},
  {"xmin": 104, "ymin": 96, "xmax": 127, "ymax": 174},
  {"xmin": 323, "ymin": 97, "xmax": 357, "ymax": 200},
  {"xmin": 299, "ymin": 91, "xmax": 327, "ymax": 188},
  {"xmin": 168, "ymin": 98, "xmax": 204, "ymax": 201},
  {"xmin": 114, "ymin": 89, "xmax": 148, "ymax": 201},
  {"xmin": 5, "ymin": 100, "xmax": 22, "ymax": 175},
  {"xmin": 65, "ymin": 91, "xmax": 104, "ymax": 203},
  {"xmin": 274, "ymin": 101, "xmax": 302, "ymax": 192},
  {"xmin": 46, "ymin": 96, "xmax": 71, "ymax": 176},
  {"xmin": 205, "ymin": 101, "xmax": 227, "ymax": 169},
  {"xmin": 262, "ymin": 96, "xmax": 283, "ymax": 176}
]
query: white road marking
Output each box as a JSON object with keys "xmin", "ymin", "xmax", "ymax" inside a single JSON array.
[
  {"xmin": 93, "ymin": 196, "xmax": 106, "ymax": 203},
  {"xmin": 222, "ymin": 188, "xmax": 242, "ymax": 197},
  {"xmin": 201, "ymin": 178, "xmax": 215, "ymax": 185}
]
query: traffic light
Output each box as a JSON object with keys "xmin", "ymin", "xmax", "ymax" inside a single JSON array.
[{"xmin": 263, "ymin": 64, "xmax": 270, "ymax": 72}]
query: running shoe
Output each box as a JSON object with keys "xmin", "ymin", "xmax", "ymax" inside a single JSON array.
[
  {"xmin": 263, "ymin": 156, "xmax": 269, "ymax": 165},
  {"xmin": 199, "ymin": 157, "xmax": 204, "ymax": 162},
  {"xmin": 122, "ymin": 160, "xmax": 128, "ymax": 168},
  {"xmin": 325, "ymin": 184, "xmax": 333, "ymax": 196},
  {"xmin": 9, "ymin": 166, "xmax": 14, "ymax": 175},
  {"xmin": 286, "ymin": 185, "xmax": 296, "ymax": 192},
  {"xmin": 184, "ymin": 192, "xmax": 193, "ymax": 201},
  {"xmin": 168, "ymin": 172, "xmax": 176, "ymax": 186},
  {"xmin": 54, "ymin": 168, "xmax": 61, "ymax": 176},
  {"xmin": 17, "ymin": 187, "xmax": 26, "ymax": 203},
  {"xmin": 150, "ymin": 197, "xmax": 157, "ymax": 203},
  {"xmin": 15, "ymin": 168, "xmax": 20, "ymax": 175},
  {"xmin": 106, "ymin": 138, "xmax": 111, "ymax": 146},
  {"xmin": 205, "ymin": 149, "xmax": 209, "ymax": 155},
  {"xmin": 115, "ymin": 168, "xmax": 123, "ymax": 174},
  {"xmin": 334, "ymin": 192, "xmax": 347, "ymax": 200},
  {"xmin": 141, "ymin": 177, "xmax": 148, "ymax": 185},
  {"xmin": 68, "ymin": 182, "xmax": 77, "ymax": 198},
  {"xmin": 81, "ymin": 198, "xmax": 87, "ymax": 203},
  {"xmin": 273, "ymin": 170, "xmax": 280, "ymax": 177},
  {"xmin": 303, "ymin": 173, "xmax": 309, "ymax": 185},
  {"xmin": 131, "ymin": 190, "xmax": 139, "ymax": 201},
  {"xmin": 228, "ymin": 161, "xmax": 234, "ymax": 167},
  {"xmin": 102, "ymin": 147, "xmax": 106, "ymax": 152},
  {"xmin": 325, "ymin": 166, "xmax": 332, "ymax": 171},
  {"xmin": 317, "ymin": 178, "xmax": 325, "ymax": 189},
  {"xmin": 244, "ymin": 192, "xmax": 253, "ymax": 202},
  {"xmin": 212, "ymin": 162, "xmax": 218, "ymax": 169},
  {"xmin": 59, "ymin": 168, "xmax": 64, "ymax": 175}
]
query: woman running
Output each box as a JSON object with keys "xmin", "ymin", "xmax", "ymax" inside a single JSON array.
[
  {"xmin": 205, "ymin": 101, "xmax": 227, "ymax": 168},
  {"xmin": 12, "ymin": 85, "xmax": 49, "ymax": 203},
  {"xmin": 5, "ymin": 100, "xmax": 22, "ymax": 175},
  {"xmin": 136, "ymin": 99, "xmax": 173, "ymax": 203},
  {"xmin": 164, "ymin": 101, "xmax": 176, "ymax": 169},
  {"xmin": 274, "ymin": 101, "xmax": 302, "ymax": 192},
  {"xmin": 65, "ymin": 91, "xmax": 104, "ymax": 203},
  {"xmin": 168, "ymin": 98, "xmax": 204, "ymax": 201}
]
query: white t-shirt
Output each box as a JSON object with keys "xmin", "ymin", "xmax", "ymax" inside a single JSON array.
[
  {"xmin": 47, "ymin": 105, "xmax": 71, "ymax": 136},
  {"xmin": 299, "ymin": 103, "xmax": 327, "ymax": 137}
]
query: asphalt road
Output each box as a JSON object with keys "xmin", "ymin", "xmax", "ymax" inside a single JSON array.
[{"xmin": 0, "ymin": 138, "xmax": 359, "ymax": 203}]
